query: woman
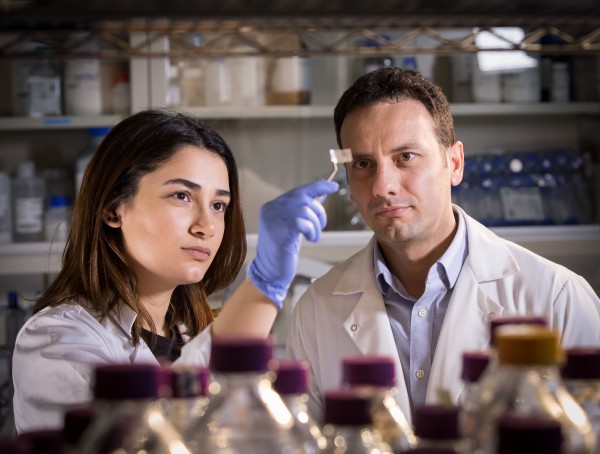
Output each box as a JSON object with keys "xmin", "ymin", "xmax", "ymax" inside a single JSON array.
[{"xmin": 12, "ymin": 109, "xmax": 338, "ymax": 434}]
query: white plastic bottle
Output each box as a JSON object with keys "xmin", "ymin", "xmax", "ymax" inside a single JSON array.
[
  {"xmin": 111, "ymin": 70, "xmax": 131, "ymax": 115},
  {"xmin": 26, "ymin": 46, "xmax": 62, "ymax": 117},
  {"xmin": 64, "ymin": 37, "xmax": 102, "ymax": 116},
  {"xmin": 0, "ymin": 171, "xmax": 12, "ymax": 243},
  {"xmin": 44, "ymin": 195, "xmax": 71, "ymax": 242},
  {"xmin": 75, "ymin": 127, "xmax": 110, "ymax": 197},
  {"xmin": 12, "ymin": 161, "xmax": 45, "ymax": 242}
]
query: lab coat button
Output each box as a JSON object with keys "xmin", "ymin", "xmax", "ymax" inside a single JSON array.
[
  {"xmin": 486, "ymin": 312, "xmax": 497, "ymax": 322},
  {"xmin": 351, "ymin": 324, "xmax": 358, "ymax": 332},
  {"xmin": 417, "ymin": 308, "xmax": 427, "ymax": 317},
  {"xmin": 416, "ymin": 369, "xmax": 425, "ymax": 379}
]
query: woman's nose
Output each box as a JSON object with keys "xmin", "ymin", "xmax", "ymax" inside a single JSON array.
[{"xmin": 192, "ymin": 209, "xmax": 215, "ymax": 238}]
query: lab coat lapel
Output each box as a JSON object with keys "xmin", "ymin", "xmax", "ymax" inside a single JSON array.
[
  {"xmin": 427, "ymin": 265, "xmax": 502, "ymax": 405},
  {"xmin": 336, "ymin": 237, "xmax": 412, "ymax": 420},
  {"xmin": 427, "ymin": 208, "xmax": 518, "ymax": 405}
]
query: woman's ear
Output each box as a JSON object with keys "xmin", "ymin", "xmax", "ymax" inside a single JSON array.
[{"xmin": 102, "ymin": 207, "xmax": 122, "ymax": 228}]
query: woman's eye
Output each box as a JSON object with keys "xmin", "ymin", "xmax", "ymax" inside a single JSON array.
[
  {"xmin": 173, "ymin": 191, "xmax": 191, "ymax": 202},
  {"xmin": 213, "ymin": 201, "xmax": 228, "ymax": 212}
]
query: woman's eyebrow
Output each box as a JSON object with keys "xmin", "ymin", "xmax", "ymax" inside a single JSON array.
[{"xmin": 164, "ymin": 178, "xmax": 231, "ymax": 197}]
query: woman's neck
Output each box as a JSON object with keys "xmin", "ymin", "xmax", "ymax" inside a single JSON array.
[{"xmin": 138, "ymin": 290, "xmax": 173, "ymax": 337}]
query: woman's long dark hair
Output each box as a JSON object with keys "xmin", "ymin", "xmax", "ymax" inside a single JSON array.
[{"xmin": 33, "ymin": 109, "xmax": 247, "ymax": 345}]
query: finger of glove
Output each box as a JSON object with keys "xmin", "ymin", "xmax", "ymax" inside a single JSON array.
[
  {"xmin": 290, "ymin": 208, "xmax": 323, "ymax": 243},
  {"xmin": 284, "ymin": 180, "xmax": 339, "ymax": 200}
]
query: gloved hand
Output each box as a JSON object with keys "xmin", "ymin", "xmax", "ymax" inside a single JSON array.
[{"xmin": 248, "ymin": 180, "xmax": 339, "ymax": 309}]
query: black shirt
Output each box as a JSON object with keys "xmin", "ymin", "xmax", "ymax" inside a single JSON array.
[{"xmin": 141, "ymin": 327, "xmax": 183, "ymax": 363}]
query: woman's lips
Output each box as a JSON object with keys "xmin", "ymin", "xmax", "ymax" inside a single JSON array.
[{"xmin": 182, "ymin": 247, "xmax": 211, "ymax": 261}]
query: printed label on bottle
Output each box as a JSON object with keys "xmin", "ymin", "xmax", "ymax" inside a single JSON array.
[
  {"xmin": 500, "ymin": 187, "xmax": 545, "ymax": 221},
  {"xmin": 28, "ymin": 76, "xmax": 61, "ymax": 116},
  {"xmin": 15, "ymin": 197, "xmax": 44, "ymax": 233}
]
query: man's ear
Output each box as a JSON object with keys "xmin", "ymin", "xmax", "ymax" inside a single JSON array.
[
  {"xmin": 448, "ymin": 141, "xmax": 464, "ymax": 186},
  {"xmin": 102, "ymin": 207, "xmax": 121, "ymax": 228}
]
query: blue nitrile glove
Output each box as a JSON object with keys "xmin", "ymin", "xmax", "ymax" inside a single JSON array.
[{"xmin": 248, "ymin": 180, "xmax": 339, "ymax": 308}]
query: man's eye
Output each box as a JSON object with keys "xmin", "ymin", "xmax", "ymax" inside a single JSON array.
[
  {"xmin": 396, "ymin": 152, "xmax": 414, "ymax": 162},
  {"xmin": 354, "ymin": 160, "xmax": 371, "ymax": 169}
]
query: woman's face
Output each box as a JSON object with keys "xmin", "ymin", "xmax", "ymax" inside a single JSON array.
[{"xmin": 112, "ymin": 145, "xmax": 231, "ymax": 293}]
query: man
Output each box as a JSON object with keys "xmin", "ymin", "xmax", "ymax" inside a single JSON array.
[{"xmin": 286, "ymin": 67, "xmax": 600, "ymax": 422}]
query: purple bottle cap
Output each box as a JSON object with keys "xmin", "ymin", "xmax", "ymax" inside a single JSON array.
[
  {"xmin": 62, "ymin": 406, "xmax": 95, "ymax": 446},
  {"xmin": 489, "ymin": 316, "xmax": 547, "ymax": 347},
  {"xmin": 18, "ymin": 430, "xmax": 64, "ymax": 454},
  {"xmin": 0, "ymin": 438, "xmax": 32, "ymax": 454},
  {"xmin": 209, "ymin": 337, "xmax": 273, "ymax": 373},
  {"xmin": 497, "ymin": 414, "xmax": 563, "ymax": 454},
  {"xmin": 562, "ymin": 347, "xmax": 600, "ymax": 379},
  {"xmin": 93, "ymin": 364, "xmax": 167, "ymax": 400},
  {"xmin": 324, "ymin": 389, "xmax": 374, "ymax": 426},
  {"xmin": 413, "ymin": 405, "xmax": 460, "ymax": 440},
  {"xmin": 167, "ymin": 366, "xmax": 210, "ymax": 398},
  {"xmin": 342, "ymin": 356, "xmax": 396, "ymax": 388},
  {"xmin": 461, "ymin": 351, "xmax": 491, "ymax": 383},
  {"xmin": 270, "ymin": 360, "xmax": 309, "ymax": 395}
]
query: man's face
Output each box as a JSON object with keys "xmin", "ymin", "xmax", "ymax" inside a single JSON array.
[{"xmin": 341, "ymin": 99, "xmax": 463, "ymax": 251}]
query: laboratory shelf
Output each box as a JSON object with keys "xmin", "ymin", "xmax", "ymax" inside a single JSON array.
[
  {"xmin": 1, "ymin": 224, "xmax": 599, "ymax": 276},
  {"xmin": 0, "ymin": 103, "xmax": 597, "ymax": 129},
  {"xmin": 0, "ymin": 115, "xmax": 123, "ymax": 131}
]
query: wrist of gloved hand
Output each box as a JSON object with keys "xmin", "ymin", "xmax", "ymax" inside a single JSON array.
[{"xmin": 247, "ymin": 259, "xmax": 290, "ymax": 309}]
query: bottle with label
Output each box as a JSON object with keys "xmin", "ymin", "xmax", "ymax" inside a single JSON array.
[
  {"xmin": 44, "ymin": 195, "xmax": 71, "ymax": 242},
  {"xmin": 266, "ymin": 53, "xmax": 311, "ymax": 105},
  {"xmin": 502, "ymin": 64, "xmax": 541, "ymax": 103},
  {"xmin": 228, "ymin": 44, "xmax": 266, "ymax": 107},
  {"xmin": 10, "ymin": 40, "xmax": 39, "ymax": 117},
  {"xmin": 75, "ymin": 127, "xmax": 111, "ymax": 197},
  {"xmin": 12, "ymin": 161, "xmax": 45, "ymax": 242},
  {"xmin": 26, "ymin": 46, "xmax": 62, "ymax": 118},
  {"xmin": 64, "ymin": 37, "xmax": 102, "ymax": 116},
  {"xmin": 178, "ymin": 35, "xmax": 206, "ymax": 107},
  {"xmin": 0, "ymin": 171, "xmax": 12, "ymax": 243},
  {"xmin": 204, "ymin": 57, "xmax": 231, "ymax": 106}
]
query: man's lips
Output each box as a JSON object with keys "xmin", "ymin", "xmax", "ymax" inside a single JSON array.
[
  {"xmin": 373, "ymin": 206, "xmax": 410, "ymax": 218},
  {"xmin": 182, "ymin": 246, "xmax": 211, "ymax": 261}
]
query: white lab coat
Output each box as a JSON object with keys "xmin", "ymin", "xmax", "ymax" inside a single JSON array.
[
  {"xmin": 287, "ymin": 206, "xmax": 600, "ymax": 423},
  {"xmin": 12, "ymin": 301, "xmax": 213, "ymax": 434}
]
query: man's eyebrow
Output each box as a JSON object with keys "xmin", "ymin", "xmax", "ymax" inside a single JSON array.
[
  {"xmin": 164, "ymin": 178, "xmax": 231, "ymax": 197},
  {"xmin": 352, "ymin": 143, "xmax": 423, "ymax": 158}
]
